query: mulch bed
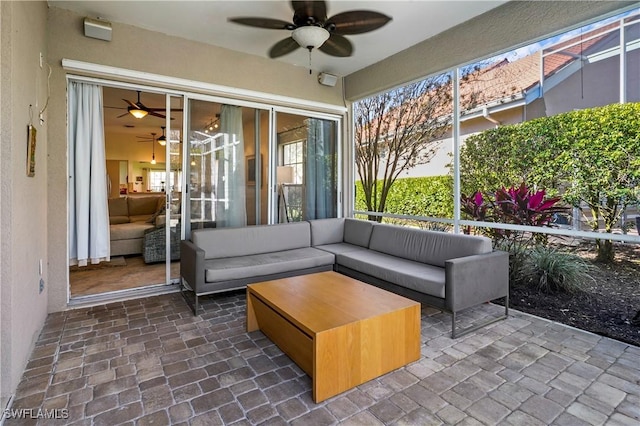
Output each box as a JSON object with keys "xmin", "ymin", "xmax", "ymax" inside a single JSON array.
[{"xmin": 502, "ymin": 240, "xmax": 640, "ymax": 347}]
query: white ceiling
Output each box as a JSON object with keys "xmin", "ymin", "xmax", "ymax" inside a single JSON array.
[{"xmin": 49, "ymin": 0, "xmax": 508, "ymax": 77}]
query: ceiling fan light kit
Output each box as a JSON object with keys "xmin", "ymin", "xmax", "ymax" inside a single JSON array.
[
  {"xmin": 129, "ymin": 108, "xmax": 148, "ymax": 119},
  {"xmin": 158, "ymin": 126, "xmax": 167, "ymax": 145},
  {"xmin": 292, "ymin": 26, "xmax": 330, "ymax": 50}
]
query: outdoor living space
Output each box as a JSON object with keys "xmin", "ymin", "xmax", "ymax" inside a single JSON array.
[{"xmin": 8, "ymin": 292, "xmax": 639, "ymax": 425}]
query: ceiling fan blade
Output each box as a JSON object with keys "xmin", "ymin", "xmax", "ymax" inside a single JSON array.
[
  {"xmin": 269, "ymin": 37, "xmax": 300, "ymax": 58},
  {"xmin": 229, "ymin": 17, "xmax": 294, "ymax": 30},
  {"xmin": 147, "ymin": 111, "xmax": 171, "ymax": 120},
  {"xmin": 122, "ymin": 99, "xmax": 138, "ymax": 108},
  {"xmin": 116, "ymin": 112, "xmax": 129, "ymax": 118},
  {"xmin": 319, "ymin": 34, "xmax": 353, "ymax": 57},
  {"xmin": 292, "ymin": 1, "xmax": 327, "ymax": 25},
  {"xmin": 146, "ymin": 108, "xmax": 184, "ymax": 112},
  {"xmin": 326, "ymin": 11, "xmax": 392, "ymax": 35}
]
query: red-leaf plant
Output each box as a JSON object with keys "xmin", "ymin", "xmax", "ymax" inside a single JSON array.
[{"xmin": 461, "ymin": 182, "xmax": 566, "ymax": 254}]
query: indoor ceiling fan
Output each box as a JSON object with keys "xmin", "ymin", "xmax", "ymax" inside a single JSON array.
[
  {"xmin": 229, "ymin": 0, "xmax": 392, "ymax": 58},
  {"xmin": 118, "ymin": 91, "xmax": 181, "ymax": 120}
]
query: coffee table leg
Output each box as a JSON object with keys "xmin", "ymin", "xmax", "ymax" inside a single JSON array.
[{"xmin": 246, "ymin": 291, "xmax": 259, "ymax": 332}]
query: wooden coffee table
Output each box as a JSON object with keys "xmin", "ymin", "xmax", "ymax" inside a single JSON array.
[{"xmin": 246, "ymin": 271, "xmax": 421, "ymax": 402}]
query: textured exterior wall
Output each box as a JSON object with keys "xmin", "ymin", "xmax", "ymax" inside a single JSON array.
[{"xmin": 0, "ymin": 0, "xmax": 50, "ymax": 410}]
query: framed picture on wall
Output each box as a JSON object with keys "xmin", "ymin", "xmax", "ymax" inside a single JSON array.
[{"xmin": 26, "ymin": 124, "xmax": 37, "ymax": 177}]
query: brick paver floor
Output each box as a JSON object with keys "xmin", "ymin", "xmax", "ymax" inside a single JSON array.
[{"xmin": 5, "ymin": 290, "xmax": 640, "ymax": 425}]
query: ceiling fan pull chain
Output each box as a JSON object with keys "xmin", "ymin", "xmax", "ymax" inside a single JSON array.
[{"xmin": 308, "ymin": 48, "xmax": 312, "ymax": 75}]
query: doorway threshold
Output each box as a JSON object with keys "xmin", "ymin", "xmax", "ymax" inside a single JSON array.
[{"xmin": 68, "ymin": 282, "xmax": 181, "ymax": 309}]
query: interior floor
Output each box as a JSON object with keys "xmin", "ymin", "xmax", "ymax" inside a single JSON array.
[{"xmin": 69, "ymin": 255, "xmax": 180, "ymax": 297}]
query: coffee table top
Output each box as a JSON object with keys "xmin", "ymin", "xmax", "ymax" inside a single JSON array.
[{"xmin": 247, "ymin": 271, "xmax": 420, "ymax": 336}]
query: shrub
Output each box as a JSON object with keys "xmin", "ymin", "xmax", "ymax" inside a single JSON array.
[
  {"xmin": 520, "ymin": 247, "xmax": 595, "ymax": 293},
  {"xmin": 355, "ymin": 175, "xmax": 453, "ymax": 219}
]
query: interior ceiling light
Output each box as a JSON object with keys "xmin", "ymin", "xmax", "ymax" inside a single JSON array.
[
  {"xmin": 158, "ymin": 126, "xmax": 167, "ymax": 146},
  {"xmin": 129, "ymin": 108, "xmax": 148, "ymax": 119},
  {"xmin": 291, "ymin": 26, "xmax": 330, "ymax": 50},
  {"xmin": 150, "ymin": 132, "xmax": 157, "ymax": 164}
]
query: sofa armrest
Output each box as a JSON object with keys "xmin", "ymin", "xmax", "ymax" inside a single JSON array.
[
  {"xmin": 180, "ymin": 240, "xmax": 205, "ymax": 293},
  {"xmin": 445, "ymin": 250, "xmax": 509, "ymax": 312}
]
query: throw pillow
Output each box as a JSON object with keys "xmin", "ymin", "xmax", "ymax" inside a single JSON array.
[{"xmin": 146, "ymin": 206, "xmax": 166, "ymax": 224}]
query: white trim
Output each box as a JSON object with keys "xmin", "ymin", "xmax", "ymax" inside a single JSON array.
[{"xmin": 62, "ymin": 59, "xmax": 347, "ymax": 115}]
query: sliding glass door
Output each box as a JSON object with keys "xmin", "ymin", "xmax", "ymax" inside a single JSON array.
[
  {"xmin": 275, "ymin": 112, "xmax": 339, "ymax": 223},
  {"xmin": 186, "ymin": 99, "xmax": 269, "ymax": 234}
]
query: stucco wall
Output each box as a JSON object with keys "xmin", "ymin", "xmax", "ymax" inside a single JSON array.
[
  {"xmin": 345, "ymin": 1, "xmax": 636, "ymax": 101},
  {"xmin": 0, "ymin": 0, "xmax": 50, "ymax": 410},
  {"xmin": 46, "ymin": 7, "xmax": 345, "ymax": 312}
]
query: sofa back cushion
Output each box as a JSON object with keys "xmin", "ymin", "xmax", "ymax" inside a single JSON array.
[
  {"xmin": 309, "ymin": 218, "xmax": 345, "ymax": 246},
  {"xmin": 108, "ymin": 197, "xmax": 128, "ymax": 217},
  {"xmin": 192, "ymin": 221, "xmax": 311, "ymax": 259},
  {"xmin": 344, "ymin": 218, "xmax": 375, "ymax": 247},
  {"xmin": 368, "ymin": 224, "xmax": 492, "ymax": 267},
  {"xmin": 128, "ymin": 196, "xmax": 163, "ymax": 216}
]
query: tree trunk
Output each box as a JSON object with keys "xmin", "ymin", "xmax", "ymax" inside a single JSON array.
[{"xmin": 595, "ymin": 239, "xmax": 614, "ymax": 263}]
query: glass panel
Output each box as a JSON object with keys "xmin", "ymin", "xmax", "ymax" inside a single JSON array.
[
  {"xmin": 353, "ymin": 72, "xmax": 454, "ymax": 229},
  {"xmin": 542, "ymin": 24, "xmax": 620, "ymax": 115},
  {"xmin": 187, "ymin": 100, "xmax": 266, "ymax": 232},
  {"xmin": 626, "ymin": 21, "xmax": 640, "ymax": 102},
  {"xmin": 458, "ymin": 9, "xmax": 640, "ymax": 250},
  {"xmin": 167, "ymin": 95, "xmax": 183, "ymax": 281},
  {"xmin": 276, "ymin": 113, "xmax": 338, "ymax": 222}
]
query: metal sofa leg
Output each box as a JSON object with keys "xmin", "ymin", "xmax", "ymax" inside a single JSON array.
[
  {"xmin": 180, "ymin": 279, "xmax": 198, "ymax": 316},
  {"xmin": 450, "ymin": 301, "xmax": 509, "ymax": 339}
]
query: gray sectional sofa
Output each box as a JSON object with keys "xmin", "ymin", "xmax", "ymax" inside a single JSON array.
[{"xmin": 180, "ymin": 218, "xmax": 509, "ymax": 337}]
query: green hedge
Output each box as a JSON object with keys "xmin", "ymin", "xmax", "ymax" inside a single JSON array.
[{"xmin": 355, "ymin": 175, "xmax": 453, "ymax": 219}]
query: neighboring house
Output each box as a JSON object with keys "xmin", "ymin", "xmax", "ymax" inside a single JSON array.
[
  {"xmin": 403, "ymin": 10, "xmax": 639, "ymax": 178},
  {"xmin": 0, "ymin": 0, "xmax": 631, "ymax": 412}
]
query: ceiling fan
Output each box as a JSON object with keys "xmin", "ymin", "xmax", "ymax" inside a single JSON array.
[
  {"xmin": 229, "ymin": 0, "xmax": 392, "ymax": 58},
  {"xmin": 118, "ymin": 91, "xmax": 181, "ymax": 120}
]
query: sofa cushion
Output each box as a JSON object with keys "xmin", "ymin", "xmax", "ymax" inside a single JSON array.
[
  {"xmin": 204, "ymin": 247, "xmax": 334, "ymax": 282},
  {"xmin": 109, "ymin": 215, "xmax": 130, "ymax": 225},
  {"xmin": 314, "ymin": 243, "xmax": 369, "ymax": 255},
  {"xmin": 368, "ymin": 224, "xmax": 492, "ymax": 267},
  {"xmin": 110, "ymin": 222, "xmax": 155, "ymax": 241},
  {"xmin": 129, "ymin": 215, "xmax": 153, "ymax": 223},
  {"xmin": 343, "ymin": 218, "xmax": 375, "ymax": 247},
  {"xmin": 309, "ymin": 218, "xmax": 345, "ymax": 246},
  {"xmin": 128, "ymin": 196, "xmax": 163, "ymax": 216},
  {"xmin": 337, "ymin": 250, "xmax": 446, "ymax": 298},
  {"xmin": 108, "ymin": 197, "xmax": 128, "ymax": 217},
  {"xmin": 192, "ymin": 222, "xmax": 311, "ymax": 259}
]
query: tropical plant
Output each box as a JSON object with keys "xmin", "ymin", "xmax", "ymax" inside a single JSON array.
[
  {"xmin": 461, "ymin": 182, "xmax": 567, "ymax": 283},
  {"xmin": 521, "ymin": 246, "xmax": 595, "ymax": 293},
  {"xmin": 458, "ymin": 102, "xmax": 640, "ymax": 262}
]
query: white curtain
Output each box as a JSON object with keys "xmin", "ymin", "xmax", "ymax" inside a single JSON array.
[
  {"xmin": 68, "ymin": 82, "xmax": 110, "ymax": 266},
  {"xmin": 215, "ymin": 104, "xmax": 247, "ymax": 227}
]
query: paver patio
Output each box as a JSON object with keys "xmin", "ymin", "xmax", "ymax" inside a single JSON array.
[{"xmin": 5, "ymin": 290, "xmax": 640, "ymax": 425}]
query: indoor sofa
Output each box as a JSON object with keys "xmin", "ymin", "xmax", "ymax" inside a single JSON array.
[
  {"xmin": 180, "ymin": 218, "xmax": 509, "ymax": 337},
  {"xmin": 108, "ymin": 195, "xmax": 166, "ymax": 256}
]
